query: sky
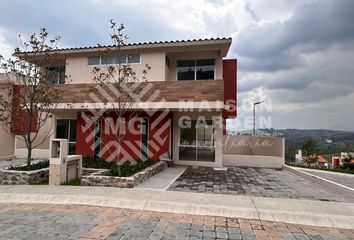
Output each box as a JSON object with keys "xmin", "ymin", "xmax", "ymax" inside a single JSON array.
[{"xmin": 0, "ymin": 0, "xmax": 353, "ymax": 131}]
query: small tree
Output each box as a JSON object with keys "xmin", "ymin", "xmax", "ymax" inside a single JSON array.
[
  {"xmin": 301, "ymin": 137, "xmax": 317, "ymax": 166},
  {"xmin": 0, "ymin": 28, "xmax": 66, "ymax": 167},
  {"xmin": 90, "ymin": 20, "xmax": 150, "ymax": 174},
  {"xmin": 301, "ymin": 137, "xmax": 316, "ymax": 156}
]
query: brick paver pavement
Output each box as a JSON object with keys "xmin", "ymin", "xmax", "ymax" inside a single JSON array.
[
  {"xmin": 0, "ymin": 203, "xmax": 353, "ymax": 240},
  {"xmin": 168, "ymin": 167, "xmax": 354, "ymax": 202}
]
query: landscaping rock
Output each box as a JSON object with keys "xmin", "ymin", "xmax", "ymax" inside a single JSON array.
[
  {"xmin": 81, "ymin": 161, "xmax": 167, "ymax": 188},
  {"xmin": 0, "ymin": 168, "xmax": 49, "ymax": 185}
]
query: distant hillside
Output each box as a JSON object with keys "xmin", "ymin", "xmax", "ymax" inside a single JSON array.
[{"xmin": 260, "ymin": 128, "xmax": 354, "ymax": 155}]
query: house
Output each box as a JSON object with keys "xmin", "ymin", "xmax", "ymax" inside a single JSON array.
[
  {"xmin": 295, "ymin": 149, "xmax": 328, "ymax": 167},
  {"xmin": 3, "ymin": 38, "xmax": 239, "ymax": 168},
  {"xmin": 332, "ymin": 152, "xmax": 354, "ymax": 168}
]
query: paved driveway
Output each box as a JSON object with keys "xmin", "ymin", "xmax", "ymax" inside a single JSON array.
[
  {"xmin": 168, "ymin": 167, "xmax": 354, "ymax": 203},
  {"xmin": 1, "ymin": 203, "xmax": 353, "ymax": 240}
]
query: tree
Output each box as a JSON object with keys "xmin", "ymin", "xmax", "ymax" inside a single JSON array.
[
  {"xmin": 285, "ymin": 144, "xmax": 296, "ymax": 162},
  {"xmin": 301, "ymin": 137, "xmax": 316, "ymax": 156},
  {"xmin": 0, "ymin": 28, "xmax": 66, "ymax": 167},
  {"xmin": 301, "ymin": 137, "xmax": 317, "ymax": 166},
  {"xmin": 89, "ymin": 20, "xmax": 151, "ymax": 174}
]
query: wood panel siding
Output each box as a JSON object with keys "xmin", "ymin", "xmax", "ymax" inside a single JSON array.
[{"xmin": 55, "ymin": 80, "xmax": 224, "ymax": 103}]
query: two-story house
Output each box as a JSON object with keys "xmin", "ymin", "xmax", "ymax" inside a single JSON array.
[{"xmin": 8, "ymin": 38, "xmax": 237, "ymax": 168}]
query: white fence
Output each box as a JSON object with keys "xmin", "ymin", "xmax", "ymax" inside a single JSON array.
[{"xmin": 222, "ymin": 135, "xmax": 285, "ymax": 169}]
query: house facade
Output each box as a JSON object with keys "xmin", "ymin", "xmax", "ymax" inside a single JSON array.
[{"xmin": 6, "ymin": 38, "xmax": 237, "ymax": 168}]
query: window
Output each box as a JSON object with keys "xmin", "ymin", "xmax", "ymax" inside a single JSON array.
[
  {"xmin": 101, "ymin": 56, "xmax": 114, "ymax": 65},
  {"xmin": 179, "ymin": 120, "xmax": 214, "ymax": 162},
  {"xmin": 177, "ymin": 59, "xmax": 215, "ymax": 80},
  {"xmin": 196, "ymin": 59, "xmax": 215, "ymax": 80},
  {"xmin": 87, "ymin": 54, "xmax": 140, "ymax": 65},
  {"xmin": 56, "ymin": 119, "xmax": 77, "ymax": 155},
  {"xmin": 46, "ymin": 66, "xmax": 65, "ymax": 84},
  {"xmin": 116, "ymin": 55, "xmax": 127, "ymax": 64},
  {"xmin": 177, "ymin": 60, "xmax": 195, "ymax": 81},
  {"xmin": 127, "ymin": 54, "xmax": 140, "ymax": 64},
  {"xmin": 88, "ymin": 56, "xmax": 100, "ymax": 65}
]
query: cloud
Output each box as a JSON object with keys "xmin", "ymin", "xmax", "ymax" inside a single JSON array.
[{"xmin": 0, "ymin": 0, "xmax": 353, "ymax": 131}]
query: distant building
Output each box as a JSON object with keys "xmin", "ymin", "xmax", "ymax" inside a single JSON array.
[{"xmin": 295, "ymin": 149, "xmax": 328, "ymax": 167}]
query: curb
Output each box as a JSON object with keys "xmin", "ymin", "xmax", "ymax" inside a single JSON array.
[
  {"xmin": 1, "ymin": 186, "xmax": 354, "ymax": 229},
  {"xmin": 284, "ymin": 165, "xmax": 354, "ymax": 199}
]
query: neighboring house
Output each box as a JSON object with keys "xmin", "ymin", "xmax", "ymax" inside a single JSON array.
[
  {"xmin": 332, "ymin": 152, "xmax": 354, "ymax": 168},
  {"xmin": 5, "ymin": 38, "xmax": 239, "ymax": 167},
  {"xmin": 295, "ymin": 149, "xmax": 328, "ymax": 167}
]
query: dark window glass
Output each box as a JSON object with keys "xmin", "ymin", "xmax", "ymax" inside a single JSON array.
[
  {"xmin": 68, "ymin": 143, "xmax": 76, "ymax": 155},
  {"xmin": 128, "ymin": 54, "xmax": 140, "ymax": 64},
  {"xmin": 56, "ymin": 119, "xmax": 69, "ymax": 139},
  {"xmin": 69, "ymin": 120, "xmax": 77, "ymax": 142},
  {"xmin": 177, "ymin": 60, "xmax": 195, "ymax": 67},
  {"xmin": 46, "ymin": 66, "xmax": 65, "ymax": 84},
  {"xmin": 196, "ymin": 59, "xmax": 214, "ymax": 66},
  {"xmin": 101, "ymin": 56, "xmax": 114, "ymax": 65},
  {"xmin": 88, "ymin": 56, "xmax": 100, "ymax": 65},
  {"xmin": 177, "ymin": 59, "xmax": 215, "ymax": 80},
  {"xmin": 196, "ymin": 65, "xmax": 214, "ymax": 80},
  {"xmin": 115, "ymin": 55, "xmax": 126, "ymax": 64},
  {"xmin": 177, "ymin": 67, "xmax": 195, "ymax": 80}
]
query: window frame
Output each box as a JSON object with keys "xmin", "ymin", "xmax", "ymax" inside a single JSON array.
[
  {"xmin": 176, "ymin": 59, "xmax": 216, "ymax": 81},
  {"xmin": 87, "ymin": 54, "xmax": 141, "ymax": 66}
]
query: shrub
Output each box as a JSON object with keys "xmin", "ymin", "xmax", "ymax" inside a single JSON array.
[
  {"xmin": 9, "ymin": 160, "xmax": 49, "ymax": 171},
  {"xmin": 82, "ymin": 156, "xmax": 112, "ymax": 169},
  {"xmin": 82, "ymin": 156, "xmax": 155, "ymax": 177}
]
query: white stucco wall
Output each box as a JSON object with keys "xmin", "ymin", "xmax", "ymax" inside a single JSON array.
[{"xmin": 66, "ymin": 51, "xmax": 166, "ymax": 83}]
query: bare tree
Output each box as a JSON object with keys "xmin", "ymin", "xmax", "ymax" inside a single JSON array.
[
  {"xmin": 90, "ymin": 20, "xmax": 150, "ymax": 173},
  {"xmin": 0, "ymin": 28, "xmax": 67, "ymax": 167}
]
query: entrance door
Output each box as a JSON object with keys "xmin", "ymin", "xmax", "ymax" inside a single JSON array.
[
  {"xmin": 179, "ymin": 120, "xmax": 215, "ymax": 162},
  {"xmin": 141, "ymin": 118, "xmax": 149, "ymax": 160},
  {"xmin": 56, "ymin": 119, "xmax": 77, "ymax": 155}
]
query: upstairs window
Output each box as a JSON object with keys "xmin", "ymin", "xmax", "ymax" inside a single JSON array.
[
  {"xmin": 177, "ymin": 59, "xmax": 215, "ymax": 80},
  {"xmin": 46, "ymin": 66, "xmax": 65, "ymax": 84},
  {"xmin": 88, "ymin": 56, "xmax": 100, "ymax": 65},
  {"xmin": 88, "ymin": 54, "xmax": 140, "ymax": 65},
  {"xmin": 127, "ymin": 54, "xmax": 140, "ymax": 64}
]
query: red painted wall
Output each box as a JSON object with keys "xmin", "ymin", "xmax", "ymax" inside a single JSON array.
[
  {"xmin": 75, "ymin": 111, "xmax": 172, "ymax": 162},
  {"xmin": 222, "ymin": 59, "xmax": 237, "ymax": 119},
  {"xmin": 11, "ymin": 85, "xmax": 38, "ymax": 135}
]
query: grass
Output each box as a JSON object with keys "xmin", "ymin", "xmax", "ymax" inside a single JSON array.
[
  {"xmin": 8, "ymin": 160, "xmax": 49, "ymax": 171},
  {"xmin": 63, "ymin": 178, "xmax": 81, "ymax": 186}
]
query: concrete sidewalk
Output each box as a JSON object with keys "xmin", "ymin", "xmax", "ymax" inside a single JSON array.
[
  {"xmin": 0, "ymin": 185, "xmax": 354, "ymax": 230},
  {"xmin": 136, "ymin": 165, "xmax": 186, "ymax": 190}
]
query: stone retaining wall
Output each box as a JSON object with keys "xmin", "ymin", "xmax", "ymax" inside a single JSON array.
[
  {"xmin": 81, "ymin": 161, "xmax": 167, "ymax": 188},
  {"xmin": 0, "ymin": 168, "xmax": 49, "ymax": 185}
]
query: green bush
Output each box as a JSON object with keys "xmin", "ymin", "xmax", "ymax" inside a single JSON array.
[
  {"xmin": 82, "ymin": 156, "xmax": 155, "ymax": 177},
  {"xmin": 82, "ymin": 156, "xmax": 112, "ymax": 169},
  {"xmin": 9, "ymin": 160, "xmax": 49, "ymax": 171},
  {"xmin": 63, "ymin": 178, "xmax": 81, "ymax": 186}
]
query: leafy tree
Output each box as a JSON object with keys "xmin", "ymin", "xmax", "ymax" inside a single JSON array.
[
  {"xmin": 301, "ymin": 137, "xmax": 317, "ymax": 166},
  {"xmin": 301, "ymin": 137, "xmax": 316, "ymax": 156},
  {"xmin": 285, "ymin": 144, "xmax": 296, "ymax": 162},
  {"xmin": 0, "ymin": 28, "xmax": 66, "ymax": 167},
  {"xmin": 90, "ymin": 20, "xmax": 151, "ymax": 174}
]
